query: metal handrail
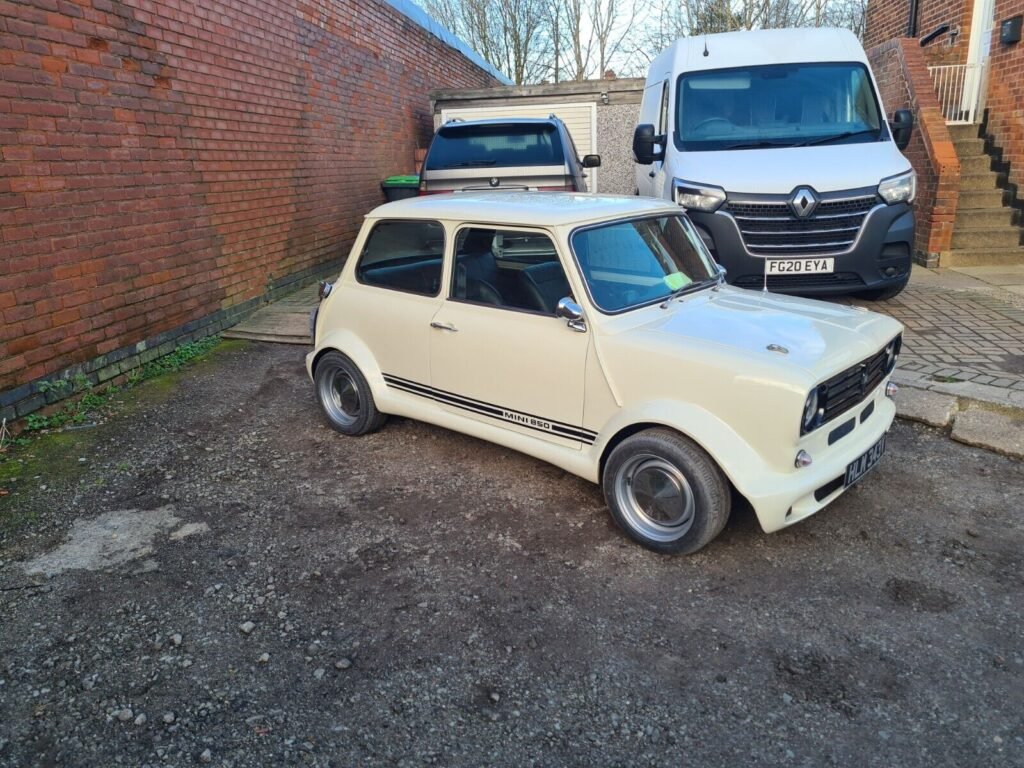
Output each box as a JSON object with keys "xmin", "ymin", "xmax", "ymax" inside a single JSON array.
[{"xmin": 928, "ymin": 63, "xmax": 985, "ymax": 124}]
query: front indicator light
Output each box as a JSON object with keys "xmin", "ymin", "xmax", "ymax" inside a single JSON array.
[
  {"xmin": 673, "ymin": 179, "xmax": 727, "ymax": 212},
  {"xmin": 878, "ymin": 170, "xmax": 916, "ymax": 204},
  {"xmin": 886, "ymin": 382, "xmax": 899, "ymax": 398},
  {"xmin": 795, "ymin": 450, "xmax": 813, "ymax": 468}
]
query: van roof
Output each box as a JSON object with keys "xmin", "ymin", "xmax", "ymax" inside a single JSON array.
[
  {"xmin": 367, "ymin": 192, "xmax": 679, "ymax": 227},
  {"xmin": 645, "ymin": 27, "xmax": 867, "ymax": 86}
]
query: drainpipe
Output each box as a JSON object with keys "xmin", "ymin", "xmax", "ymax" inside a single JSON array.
[{"xmin": 908, "ymin": 0, "xmax": 919, "ymax": 36}]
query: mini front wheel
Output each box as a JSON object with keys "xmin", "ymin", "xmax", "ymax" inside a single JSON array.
[
  {"xmin": 314, "ymin": 352, "xmax": 386, "ymax": 436},
  {"xmin": 602, "ymin": 428, "xmax": 730, "ymax": 554}
]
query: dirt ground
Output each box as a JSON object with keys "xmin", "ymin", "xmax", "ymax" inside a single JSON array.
[{"xmin": 1, "ymin": 341, "xmax": 1022, "ymax": 768}]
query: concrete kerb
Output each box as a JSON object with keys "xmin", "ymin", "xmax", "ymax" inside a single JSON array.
[{"xmin": 893, "ymin": 370, "xmax": 1024, "ymax": 460}]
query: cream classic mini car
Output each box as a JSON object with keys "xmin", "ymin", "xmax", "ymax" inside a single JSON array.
[{"xmin": 307, "ymin": 193, "xmax": 903, "ymax": 554}]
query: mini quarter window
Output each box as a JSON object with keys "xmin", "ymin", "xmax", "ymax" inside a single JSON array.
[{"xmin": 355, "ymin": 220, "xmax": 445, "ymax": 297}]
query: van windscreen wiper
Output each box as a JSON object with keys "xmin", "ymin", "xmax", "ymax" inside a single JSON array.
[
  {"xmin": 441, "ymin": 160, "xmax": 498, "ymax": 168},
  {"xmin": 721, "ymin": 140, "xmax": 798, "ymax": 150},
  {"xmin": 792, "ymin": 129, "xmax": 880, "ymax": 147}
]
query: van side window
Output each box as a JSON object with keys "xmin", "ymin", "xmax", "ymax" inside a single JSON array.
[
  {"xmin": 355, "ymin": 220, "xmax": 445, "ymax": 297},
  {"xmin": 450, "ymin": 228, "xmax": 571, "ymax": 315}
]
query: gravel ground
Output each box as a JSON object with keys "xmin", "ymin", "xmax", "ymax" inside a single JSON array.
[{"xmin": 1, "ymin": 341, "xmax": 1022, "ymax": 768}]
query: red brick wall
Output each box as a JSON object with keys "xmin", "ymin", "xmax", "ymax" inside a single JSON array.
[
  {"xmin": 865, "ymin": 0, "xmax": 971, "ymax": 65},
  {"xmin": 985, "ymin": 0, "xmax": 1024, "ymax": 190},
  {"xmin": 869, "ymin": 38, "xmax": 961, "ymax": 262},
  {"xmin": 0, "ymin": 0, "xmax": 497, "ymax": 398}
]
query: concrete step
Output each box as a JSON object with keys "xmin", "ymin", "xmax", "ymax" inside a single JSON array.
[
  {"xmin": 959, "ymin": 172, "xmax": 1003, "ymax": 191},
  {"xmin": 947, "ymin": 124, "xmax": 981, "ymax": 141},
  {"xmin": 954, "ymin": 207, "xmax": 1016, "ymax": 228},
  {"xmin": 952, "ymin": 226, "xmax": 1022, "ymax": 249},
  {"xmin": 957, "ymin": 188, "xmax": 1008, "ymax": 209},
  {"xmin": 940, "ymin": 247, "xmax": 1024, "ymax": 267},
  {"xmin": 953, "ymin": 137, "xmax": 987, "ymax": 157},
  {"xmin": 959, "ymin": 154, "xmax": 995, "ymax": 174}
]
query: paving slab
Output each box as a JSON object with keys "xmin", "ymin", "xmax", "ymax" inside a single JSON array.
[
  {"xmin": 950, "ymin": 404, "xmax": 1024, "ymax": 460},
  {"xmin": 894, "ymin": 386, "xmax": 959, "ymax": 427}
]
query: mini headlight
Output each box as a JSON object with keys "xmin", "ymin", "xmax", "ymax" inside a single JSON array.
[
  {"xmin": 674, "ymin": 179, "xmax": 727, "ymax": 212},
  {"xmin": 878, "ymin": 170, "xmax": 916, "ymax": 204},
  {"xmin": 884, "ymin": 335, "xmax": 901, "ymax": 372},
  {"xmin": 801, "ymin": 388, "xmax": 819, "ymax": 434}
]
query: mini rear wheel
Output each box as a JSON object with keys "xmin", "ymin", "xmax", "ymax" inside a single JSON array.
[
  {"xmin": 602, "ymin": 428, "xmax": 730, "ymax": 554},
  {"xmin": 314, "ymin": 352, "xmax": 386, "ymax": 436}
]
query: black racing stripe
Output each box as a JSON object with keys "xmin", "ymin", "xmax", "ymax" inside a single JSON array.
[
  {"xmin": 385, "ymin": 377, "xmax": 597, "ymax": 443},
  {"xmin": 387, "ymin": 381, "xmax": 594, "ymax": 443},
  {"xmin": 384, "ymin": 373, "xmax": 598, "ymax": 439},
  {"xmin": 384, "ymin": 375, "xmax": 596, "ymax": 443}
]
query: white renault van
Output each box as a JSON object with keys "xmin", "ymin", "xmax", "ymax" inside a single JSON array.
[{"xmin": 633, "ymin": 28, "xmax": 916, "ymax": 299}]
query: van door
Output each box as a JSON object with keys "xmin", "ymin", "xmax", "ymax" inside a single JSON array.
[{"xmin": 636, "ymin": 79, "xmax": 671, "ymax": 198}]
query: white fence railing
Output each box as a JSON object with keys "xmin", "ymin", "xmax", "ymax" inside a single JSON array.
[{"xmin": 928, "ymin": 63, "xmax": 986, "ymax": 124}]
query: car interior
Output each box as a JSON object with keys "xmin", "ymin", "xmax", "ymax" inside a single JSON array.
[{"xmin": 451, "ymin": 228, "xmax": 572, "ymax": 315}]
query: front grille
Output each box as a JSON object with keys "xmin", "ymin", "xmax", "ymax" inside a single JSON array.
[
  {"xmin": 725, "ymin": 194, "xmax": 879, "ymax": 256},
  {"xmin": 733, "ymin": 271, "xmax": 865, "ymax": 290},
  {"xmin": 819, "ymin": 344, "xmax": 893, "ymax": 425}
]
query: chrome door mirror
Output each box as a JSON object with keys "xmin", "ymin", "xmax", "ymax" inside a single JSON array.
[{"xmin": 556, "ymin": 297, "xmax": 586, "ymax": 332}]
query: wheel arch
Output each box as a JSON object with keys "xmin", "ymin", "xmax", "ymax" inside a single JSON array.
[{"xmin": 595, "ymin": 411, "xmax": 762, "ymax": 510}]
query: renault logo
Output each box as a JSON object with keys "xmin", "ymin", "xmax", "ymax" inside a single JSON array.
[{"xmin": 789, "ymin": 187, "xmax": 819, "ymax": 218}]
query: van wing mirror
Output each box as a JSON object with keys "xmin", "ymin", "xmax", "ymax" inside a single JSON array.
[
  {"xmin": 582, "ymin": 154, "xmax": 602, "ymax": 168},
  {"xmin": 632, "ymin": 124, "xmax": 665, "ymax": 165},
  {"xmin": 889, "ymin": 109, "xmax": 914, "ymax": 151}
]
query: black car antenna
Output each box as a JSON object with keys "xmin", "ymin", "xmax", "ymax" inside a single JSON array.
[{"xmin": 703, "ymin": 37, "xmax": 709, "ymax": 57}]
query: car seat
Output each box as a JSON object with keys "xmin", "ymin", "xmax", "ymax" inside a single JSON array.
[{"xmin": 454, "ymin": 230, "xmax": 504, "ymax": 306}]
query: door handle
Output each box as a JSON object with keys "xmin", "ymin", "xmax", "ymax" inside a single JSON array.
[{"xmin": 430, "ymin": 321, "xmax": 458, "ymax": 332}]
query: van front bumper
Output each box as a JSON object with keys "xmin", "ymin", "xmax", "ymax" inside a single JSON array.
[
  {"xmin": 744, "ymin": 384, "xmax": 896, "ymax": 533},
  {"xmin": 688, "ymin": 200, "xmax": 914, "ymax": 296}
]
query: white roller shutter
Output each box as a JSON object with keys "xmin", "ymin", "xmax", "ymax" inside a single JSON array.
[{"xmin": 439, "ymin": 102, "xmax": 599, "ymax": 191}]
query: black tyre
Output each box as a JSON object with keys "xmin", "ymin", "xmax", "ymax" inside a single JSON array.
[
  {"xmin": 602, "ymin": 428, "xmax": 731, "ymax": 554},
  {"xmin": 314, "ymin": 352, "xmax": 387, "ymax": 436},
  {"xmin": 858, "ymin": 278, "xmax": 908, "ymax": 302}
]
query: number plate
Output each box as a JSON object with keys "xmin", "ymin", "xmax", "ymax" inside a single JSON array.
[
  {"xmin": 765, "ymin": 258, "xmax": 835, "ymax": 275},
  {"xmin": 845, "ymin": 434, "xmax": 886, "ymax": 488}
]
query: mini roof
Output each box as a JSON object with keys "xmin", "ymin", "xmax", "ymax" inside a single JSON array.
[{"xmin": 368, "ymin": 192, "xmax": 679, "ymax": 227}]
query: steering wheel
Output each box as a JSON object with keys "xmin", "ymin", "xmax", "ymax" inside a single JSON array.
[{"xmin": 692, "ymin": 117, "xmax": 733, "ymax": 132}]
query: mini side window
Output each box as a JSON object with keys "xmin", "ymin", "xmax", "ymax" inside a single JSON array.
[
  {"xmin": 450, "ymin": 227, "xmax": 572, "ymax": 315},
  {"xmin": 355, "ymin": 220, "xmax": 445, "ymax": 297}
]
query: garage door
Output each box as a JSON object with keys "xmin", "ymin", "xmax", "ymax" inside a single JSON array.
[{"xmin": 439, "ymin": 102, "xmax": 599, "ymax": 192}]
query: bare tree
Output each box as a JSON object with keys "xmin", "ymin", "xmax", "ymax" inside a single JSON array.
[
  {"xmin": 418, "ymin": 0, "xmax": 872, "ymax": 85},
  {"xmin": 590, "ymin": 0, "xmax": 637, "ymax": 78}
]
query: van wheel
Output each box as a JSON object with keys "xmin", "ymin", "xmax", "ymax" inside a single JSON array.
[
  {"xmin": 602, "ymin": 428, "xmax": 730, "ymax": 554},
  {"xmin": 314, "ymin": 352, "xmax": 387, "ymax": 436}
]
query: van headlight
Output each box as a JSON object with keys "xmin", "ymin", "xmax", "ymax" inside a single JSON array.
[
  {"xmin": 674, "ymin": 180, "xmax": 727, "ymax": 212},
  {"xmin": 801, "ymin": 388, "xmax": 820, "ymax": 435},
  {"xmin": 878, "ymin": 170, "xmax": 916, "ymax": 204}
]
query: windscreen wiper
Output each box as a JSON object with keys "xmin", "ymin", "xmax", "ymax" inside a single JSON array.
[
  {"xmin": 792, "ymin": 129, "xmax": 880, "ymax": 147},
  {"xmin": 660, "ymin": 278, "xmax": 715, "ymax": 308},
  {"xmin": 441, "ymin": 160, "xmax": 498, "ymax": 168},
  {"xmin": 722, "ymin": 140, "xmax": 796, "ymax": 150}
]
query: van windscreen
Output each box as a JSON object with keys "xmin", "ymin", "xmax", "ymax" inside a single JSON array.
[
  {"xmin": 676, "ymin": 63, "xmax": 883, "ymax": 151},
  {"xmin": 425, "ymin": 123, "xmax": 565, "ymax": 170}
]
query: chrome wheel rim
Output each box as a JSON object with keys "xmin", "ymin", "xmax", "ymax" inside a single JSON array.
[
  {"xmin": 318, "ymin": 364, "xmax": 361, "ymax": 427},
  {"xmin": 613, "ymin": 454, "xmax": 695, "ymax": 542}
]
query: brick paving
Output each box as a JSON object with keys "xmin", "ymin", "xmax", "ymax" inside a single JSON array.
[{"xmin": 837, "ymin": 271, "xmax": 1024, "ymax": 393}]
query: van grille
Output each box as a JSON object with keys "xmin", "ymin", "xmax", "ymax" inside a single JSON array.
[{"xmin": 725, "ymin": 195, "xmax": 879, "ymax": 256}]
